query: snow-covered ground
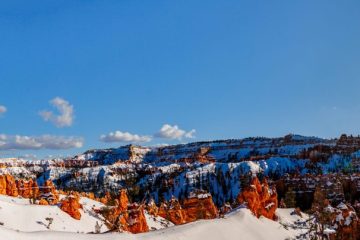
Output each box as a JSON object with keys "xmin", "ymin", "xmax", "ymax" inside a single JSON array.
[
  {"xmin": 0, "ymin": 194, "xmax": 172, "ymax": 234},
  {"xmin": 0, "ymin": 194, "xmax": 108, "ymax": 233},
  {"xmin": 0, "ymin": 195, "xmax": 309, "ymax": 240}
]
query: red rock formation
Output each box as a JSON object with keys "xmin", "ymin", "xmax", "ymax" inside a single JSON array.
[
  {"xmin": 158, "ymin": 193, "xmax": 218, "ymax": 225},
  {"xmin": 39, "ymin": 180, "xmax": 59, "ymax": 205},
  {"xmin": 146, "ymin": 198, "xmax": 159, "ymax": 216},
  {"xmin": 86, "ymin": 192, "xmax": 95, "ymax": 200},
  {"xmin": 101, "ymin": 189, "xmax": 149, "ymax": 234},
  {"xmin": 0, "ymin": 174, "xmax": 19, "ymax": 197},
  {"xmin": 0, "ymin": 175, "xmax": 40, "ymax": 199},
  {"xmin": 0, "ymin": 175, "xmax": 7, "ymax": 195},
  {"xmin": 5, "ymin": 175, "xmax": 18, "ymax": 197},
  {"xmin": 100, "ymin": 192, "xmax": 111, "ymax": 205},
  {"xmin": 38, "ymin": 198, "xmax": 49, "ymax": 205},
  {"xmin": 183, "ymin": 192, "xmax": 218, "ymax": 222},
  {"xmin": 127, "ymin": 203, "xmax": 149, "ymax": 233},
  {"xmin": 334, "ymin": 203, "xmax": 359, "ymax": 240},
  {"xmin": 60, "ymin": 194, "xmax": 83, "ymax": 220},
  {"xmin": 16, "ymin": 179, "xmax": 39, "ymax": 199},
  {"xmin": 158, "ymin": 196, "xmax": 187, "ymax": 225},
  {"xmin": 117, "ymin": 189, "xmax": 129, "ymax": 212},
  {"xmin": 237, "ymin": 177, "xmax": 278, "ymax": 220}
]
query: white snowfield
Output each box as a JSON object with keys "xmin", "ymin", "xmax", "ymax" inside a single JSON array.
[
  {"xmin": 0, "ymin": 194, "xmax": 172, "ymax": 234},
  {"xmin": 0, "ymin": 195, "xmax": 309, "ymax": 240}
]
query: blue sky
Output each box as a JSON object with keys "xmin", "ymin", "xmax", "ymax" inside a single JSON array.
[{"xmin": 1, "ymin": 0, "xmax": 360, "ymax": 158}]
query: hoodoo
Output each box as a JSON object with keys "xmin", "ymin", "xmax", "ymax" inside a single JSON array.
[
  {"xmin": 158, "ymin": 196, "xmax": 187, "ymax": 225},
  {"xmin": 60, "ymin": 194, "xmax": 83, "ymax": 220},
  {"xmin": 237, "ymin": 177, "xmax": 278, "ymax": 220},
  {"xmin": 183, "ymin": 191, "xmax": 218, "ymax": 222},
  {"xmin": 101, "ymin": 189, "xmax": 149, "ymax": 233}
]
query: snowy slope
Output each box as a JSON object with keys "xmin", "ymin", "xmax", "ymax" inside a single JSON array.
[
  {"xmin": 0, "ymin": 194, "xmax": 108, "ymax": 233},
  {"xmin": 0, "ymin": 198, "xmax": 309, "ymax": 240},
  {"xmin": 0, "ymin": 195, "xmax": 171, "ymax": 233}
]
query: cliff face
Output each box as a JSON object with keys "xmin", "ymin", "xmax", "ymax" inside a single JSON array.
[{"xmin": 237, "ymin": 177, "xmax": 278, "ymax": 220}]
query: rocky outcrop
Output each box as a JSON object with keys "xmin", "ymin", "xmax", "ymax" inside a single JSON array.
[
  {"xmin": 146, "ymin": 198, "xmax": 159, "ymax": 216},
  {"xmin": 0, "ymin": 175, "xmax": 7, "ymax": 195},
  {"xmin": 16, "ymin": 179, "xmax": 39, "ymax": 199},
  {"xmin": 99, "ymin": 192, "xmax": 112, "ymax": 205},
  {"xmin": 0, "ymin": 175, "xmax": 40, "ymax": 199},
  {"xmin": 38, "ymin": 198, "xmax": 49, "ymax": 205},
  {"xmin": 158, "ymin": 192, "xmax": 218, "ymax": 225},
  {"xmin": 0, "ymin": 174, "xmax": 63, "ymax": 210},
  {"xmin": 183, "ymin": 192, "xmax": 218, "ymax": 222},
  {"xmin": 60, "ymin": 194, "xmax": 83, "ymax": 220},
  {"xmin": 322, "ymin": 201, "xmax": 360, "ymax": 240},
  {"xmin": 237, "ymin": 177, "xmax": 278, "ymax": 220},
  {"xmin": 39, "ymin": 180, "xmax": 59, "ymax": 205},
  {"xmin": 158, "ymin": 196, "xmax": 187, "ymax": 225},
  {"xmin": 5, "ymin": 175, "xmax": 18, "ymax": 197},
  {"xmin": 117, "ymin": 189, "xmax": 129, "ymax": 211},
  {"xmin": 0, "ymin": 174, "xmax": 60, "ymax": 206},
  {"xmin": 101, "ymin": 189, "xmax": 149, "ymax": 233},
  {"xmin": 127, "ymin": 203, "xmax": 149, "ymax": 233}
]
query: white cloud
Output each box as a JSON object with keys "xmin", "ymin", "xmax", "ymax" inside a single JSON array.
[
  {"xmin": 0, "ymin": 105, "xmax": 7, "ymax": 115},
  {"xmin": 153, "ymin": 143, "xmax": 170, "ymax": 147},
  {"xmin": 100, "ymin": 131, "xmax": 152, "ymax": 143},
  {"xmin": 155, "ymin": 124, "xmax": 196, "ymax": 140},
  {"xmin": 0, "ymin": 134, "xmax": 83, "ymax": 150},
  {"xmin": 17, "ymin": 154, "xmax": 38, "ymax": 160},
  {"xmin": 39, "ymin": 97, "xmax": 74, "ymax": 127}
]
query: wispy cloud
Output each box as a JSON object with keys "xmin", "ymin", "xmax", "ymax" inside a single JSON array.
[
  {"xmin": 39, "ymin": 97, "xmax": 74, "ymax": 127},
  {"xmin": 17, "ymin": 154, "xmax": 38, "ymax": 160},
  {"xmin": 100, "ymin": 131, "xmax": 152, "ymax": 143},
  {"xmin": 0, "ymin": 105, "xmax": 7, "ymax": 116},
  {"xmin": 0, "ymin": 134, "xmax": 83, "ymax": 150},
  {"xmin": 155, "ymin": 124, "xmax": 196, "ymax": 140}
]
